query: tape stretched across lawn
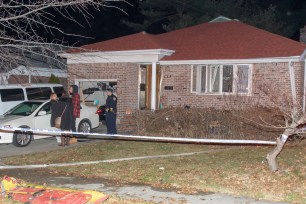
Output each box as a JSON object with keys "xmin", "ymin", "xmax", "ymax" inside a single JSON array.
[
  {"xmin": 0, "ymin": 149, "xmax": 232, "ymax": 169},
  {"xmin": 0, "ymin": 126, "xmax": 277, "ymax": 145}
]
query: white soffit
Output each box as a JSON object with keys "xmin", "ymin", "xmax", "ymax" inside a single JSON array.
[
  {"xmin": 159, "ymin": 56, "xmax": 302, "ymax": 65},
  {"xmin": 59, "ymin": 49, "xmax": 175, "ymax": 64}
]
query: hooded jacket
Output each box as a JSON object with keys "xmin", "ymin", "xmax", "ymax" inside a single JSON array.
[{"xmin": 71, "ymin": 85, "xmax": 78, "ymax": 94}]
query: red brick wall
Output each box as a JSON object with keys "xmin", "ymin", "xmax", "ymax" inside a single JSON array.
[
  {"xmin": 67, "ymin": 61, "xmax": 305, "ymax": 132},
  {"xmin": 252, "ymin": 62, "xmax": 304, "ymax": 108},
  {"xmin": 160, "ymin": 62, "xmax": 305, "ymax": 109},
  {"xmin": 67, "ymin": 63, "xmax": 139, "ymax": 124}
]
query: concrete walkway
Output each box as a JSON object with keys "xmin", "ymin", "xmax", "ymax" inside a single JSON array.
[{"xmin": 48, "ymin": 176, "xmax": 288, "ymax": 204}]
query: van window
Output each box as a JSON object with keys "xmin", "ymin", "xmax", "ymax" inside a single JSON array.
[
  {"xmin": 0, "ymin": 89, "xmax": 25, "ymax": 102},
  {"xmin": 26, "ymin": 87, "xmax": 52, "ymax": 100},
  {"xmin": 53, "ymin": 86, "xmax": 64, "ymax": 97}
]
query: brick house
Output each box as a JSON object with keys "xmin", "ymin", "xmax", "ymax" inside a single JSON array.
[{"xmin": 60, "ymin": 20, "xmax": 306, "ymax": 130}]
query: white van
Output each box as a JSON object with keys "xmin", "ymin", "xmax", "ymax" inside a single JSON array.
[{"xmin": 0, "ymin": 84, "xmax": 64, "ymax": 115}]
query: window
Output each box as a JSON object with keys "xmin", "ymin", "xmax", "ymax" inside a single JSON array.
[
  {"xmin": 6, "ymin": 102, "xmax": 43, "ymax": 116},
  {"xmin": 192, "ymin": 64, "xmax": 251, "ymax": 94},
  {"xmin": 0, "ymin": 89, "xmax": 25, "ymax": 102},
  {"xmin": 207, "ymin": 65, "xmax": 220, "ymax": 92},
  {"xmin": 237, "ymin": 65, "xmax": 249, "ymax": 93},
  {"xmin": 38, "ymin": 103, "xmax": 51, "ymax": 115},
  {"xmin": 26, "ymin": 87, "xmax": 52, "ymax": 100},
  {"xmin": 222, "ymin": 65, "xmax": 233, "ymax": 92}
]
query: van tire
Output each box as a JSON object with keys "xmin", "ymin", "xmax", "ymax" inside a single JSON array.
[{"xmin": 13, "ymin": 126, "xmax": 32, "ymax": 147}]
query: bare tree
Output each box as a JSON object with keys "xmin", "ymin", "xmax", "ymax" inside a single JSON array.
[
  {"xmin": 0, "ymin": 0, "xmax": 125, "ymax": 74},
  {"xmin": 257, "ymin": 82, "xmax": 306, "ymax": 171},
  {"xmin": 224, "ymin": 78, "xmax": 306, "ymax": 171}
]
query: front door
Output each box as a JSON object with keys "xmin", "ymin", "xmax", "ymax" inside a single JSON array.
[{"xmin": 139, "ymin": 64, "xmax": 161, "ymax": 110}]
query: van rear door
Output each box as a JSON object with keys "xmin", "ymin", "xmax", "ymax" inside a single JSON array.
[{"xmin": 0, "ymin": 88, "xmax": 25, "ymax": 115}]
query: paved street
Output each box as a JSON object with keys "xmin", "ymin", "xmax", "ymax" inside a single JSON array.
[{"xmin": 0, "ymin": 124, "xmax": 107, "ymax": 159}]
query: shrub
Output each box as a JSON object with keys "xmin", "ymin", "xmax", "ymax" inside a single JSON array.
[
  {"xmin": 48, "ymin": 73, "xmax": 60, "ymax": 84},
  {"xmin": 134, "ymin": 107, "xmax": 283, "ymax": 141}
]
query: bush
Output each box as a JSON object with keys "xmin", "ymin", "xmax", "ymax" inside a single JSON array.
[
  {"xmin": 134, "ymin": 107, "xmax": 284, "ymax": 141},
  {"xmin": 48, "ymin": 73, "xmax": 60, "ymax": 84}
]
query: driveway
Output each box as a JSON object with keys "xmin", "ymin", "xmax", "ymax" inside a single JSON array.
[{"xmin": 0, "ymin": 124, "xmax": 107, "ymax": 159}]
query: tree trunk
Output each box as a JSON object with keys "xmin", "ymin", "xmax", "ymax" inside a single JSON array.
[{"xmin": 266, "ymin": 134, "xmax": 288, "ymax": 171}]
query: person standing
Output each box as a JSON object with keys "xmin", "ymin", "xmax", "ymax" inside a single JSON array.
[
  {"xmin": 50, "ymin": 93, "xmax": 62, "ymax": 145},
  {"xmin": 105, "ymin": 88, "xmax": 117, "ymax": 134},
  {"xmin": 50, "ymin": 93, "xmax": 72, "ymax": 146},
  {"xmin": 69, "ymin": 85, "xmax": 80, "ymax": 133},
  {"xmin": 59, "ymin": 91, "xmax": 74, "ymax": 145}
]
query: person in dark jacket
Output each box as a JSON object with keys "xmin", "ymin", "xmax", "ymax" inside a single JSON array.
[
  {"xmin": 50, "ymin": 93, "xmax": 61, "ymax": 145},
  {"xmin": 69, "ymin": 85, "xmax": 80, "ymax": 133},
  {"xmin": 105, "ymin": 88, "xmax": 117, "ymax": 134},
  {"xmin": 58, "ymin": 97, "xmax": 73, "ymax": 131},
  {"xmin": 50, "ymin": 93, "xmax": 73, "ymax": 146}
]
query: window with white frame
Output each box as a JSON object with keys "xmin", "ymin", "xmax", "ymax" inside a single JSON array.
[{"xmin": 191, "ymin": 64, "xmax": 251, "ymax": 94}]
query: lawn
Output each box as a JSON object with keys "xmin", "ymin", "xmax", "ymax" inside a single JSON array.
[{"xmin": 1, "ymin": 140, "xmax": 305, "ymax": 203}]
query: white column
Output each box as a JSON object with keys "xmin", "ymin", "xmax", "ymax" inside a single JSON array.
[
  {"xmin": 151, "ymin": 62, "xmax": 157, "ymax": 111},
  {"xmin": 288, "ymin": 61, "xmax": 297, "ymax": 106}
]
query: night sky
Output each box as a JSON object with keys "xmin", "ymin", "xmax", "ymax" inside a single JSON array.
[{"xmin": 42, "ymin": 0, "xmax": 306, "ymax": 47}]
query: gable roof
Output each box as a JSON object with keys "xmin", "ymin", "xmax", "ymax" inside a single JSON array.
[
  {"xmin": 68, "ymin": 21, "xmax": 306, "ymax": 61},
  {"xmin": 209, "ymin": 16, "xmax": 237, "ymax": 23}
]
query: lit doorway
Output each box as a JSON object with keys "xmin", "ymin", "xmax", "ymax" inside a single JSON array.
[{"xmin": 139, "ymin": 64, "xmax": 161, "ymax": 110}]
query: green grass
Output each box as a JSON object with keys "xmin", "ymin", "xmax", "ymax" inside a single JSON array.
[
  {"xmin": 2, "ymin": 141, "xmax": 220, "ymax": 165},
  {"xmin": 2, "ymin": 141, "xmax": 306, "ymax": 203}
]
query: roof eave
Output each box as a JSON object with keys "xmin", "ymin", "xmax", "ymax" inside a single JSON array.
[
  {"xmin": 159, "ymin": 56, "xmax": 303, "ymax": 65},
  {"xmin": 58, "ymin": 49, "xmax": 175, "ymax": 64},
  {"xmin": 59, "ymin": 49, "xmax": 175, "ymax": 57}
]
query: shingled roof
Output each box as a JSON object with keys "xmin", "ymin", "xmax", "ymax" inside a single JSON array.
[{"xmin": 68, "ymin": 21, "xmax": 306, "ymax": 61}]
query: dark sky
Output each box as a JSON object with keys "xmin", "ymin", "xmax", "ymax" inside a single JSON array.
[
  {"xmin": 42, "ymin": 0, "xmax": 306, "ymax": 47},
  {"xmin": 43, "ymin": 0, "xmax": 140, "ymax": 46}
]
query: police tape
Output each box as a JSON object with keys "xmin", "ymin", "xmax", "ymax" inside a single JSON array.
[
  {"xmin": 0, "ymin": 149, "xmax": 236, "ymax": 170},
  {"xmin": 0, "ymin": 126, "xmax": 277, "ymax": 145}
]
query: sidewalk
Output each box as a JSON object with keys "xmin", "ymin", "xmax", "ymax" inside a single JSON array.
[{"xmin": 34, "ymin": 176, "xmax": 289, "ymax": 204}]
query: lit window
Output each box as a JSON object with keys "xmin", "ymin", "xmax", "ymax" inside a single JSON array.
[{"xmin": 192, "ymin": 64, "xmax": 251, "ymax": 94}]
